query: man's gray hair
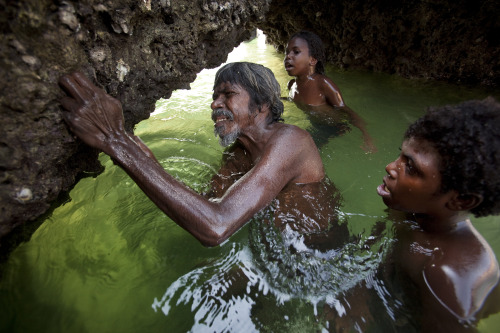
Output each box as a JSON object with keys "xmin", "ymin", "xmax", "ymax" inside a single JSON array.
[{"xmin": 214, "ymin": 62, "xmax": 284, "ymax": 123}]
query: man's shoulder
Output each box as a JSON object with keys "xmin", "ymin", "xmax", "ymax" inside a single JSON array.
[
  {"xmin": 265, "ymin": 124, "xmax": 318, "ymax": 160},
  {"xmin": 272, "ymin": 123, "xmax": 312, "ymax": 141}
]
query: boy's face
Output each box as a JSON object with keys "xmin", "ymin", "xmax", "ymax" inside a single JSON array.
[
  {"xmin": 377, "ymin": 138, "xmax": 453, "ymax": 216},
  {"xmin": 284, "ymin": 37, "xmax": 315, "ymax": 76}
]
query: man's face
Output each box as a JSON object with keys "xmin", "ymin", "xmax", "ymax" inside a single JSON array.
[
  {"xmin": 377, "ymin": 138, "xmax": 452, "ymax": 215},
  {"xmin": 211, "ymin": 82, "xmax": 254, "ymax": 147}
]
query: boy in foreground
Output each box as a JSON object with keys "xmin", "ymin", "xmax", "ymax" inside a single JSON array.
[{"xmin": 377, "ymin": 97, "xmax": 500, "ymax": 331}]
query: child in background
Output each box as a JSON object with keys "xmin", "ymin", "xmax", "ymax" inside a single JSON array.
[
  {"xmin": 284, "ymin": 31, "xmax": 376, "ymax": 152},
  {"xmin": 377, "ymin": 97, "xmax": 500, "ymax": 331}
]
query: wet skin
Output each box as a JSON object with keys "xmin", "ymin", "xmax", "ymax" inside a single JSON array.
[
  {"xmin": 59, "ymin": 72, "xmax": 327, "ymax": 247},
  {"xmin": 284, "ymin": 37, "xmax": 376, "ymax": 153},
  {"xmin": 284, "ymin": 37, "xmax": 344, "ymax": 108},
  {"xmin": 377, "ymin": 138, "xmax": 500, "ymax": 331}
]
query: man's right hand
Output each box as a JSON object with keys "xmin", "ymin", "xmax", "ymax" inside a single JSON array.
[{"xmin": 59, "ymin": 72, "xmax": 127, "ymax": 154}]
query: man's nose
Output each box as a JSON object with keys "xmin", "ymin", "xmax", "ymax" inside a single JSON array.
[{"xmin": 211, "ymin": 96, "xmax": 223, "ymax": 110}]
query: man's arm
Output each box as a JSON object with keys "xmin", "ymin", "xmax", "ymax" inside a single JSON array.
[{"xmin": 59, "ymin": 72, "xmax": 307, "ymax": 247}]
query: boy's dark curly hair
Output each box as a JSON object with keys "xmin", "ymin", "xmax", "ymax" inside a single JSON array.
[
  {"xmin": 404, "ymin": 97, "xmax": 500, "ymax": 217},
  {"xmin": 290, "ymin": 31, "xmax": 326, "ymax": 75}
]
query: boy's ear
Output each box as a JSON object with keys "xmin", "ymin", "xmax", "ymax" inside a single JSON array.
[
  {"xmin": 309, "ymin": 57, "xmax": 318, "ymax": 66},
  {"xmin": 446, "ymin": 192, "xmax": 484, "ymax": 211}
]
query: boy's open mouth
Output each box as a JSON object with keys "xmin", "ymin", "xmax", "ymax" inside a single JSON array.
[{"xmin": 377, "ymin": 183, "xmax": 391, "ymax": 196}]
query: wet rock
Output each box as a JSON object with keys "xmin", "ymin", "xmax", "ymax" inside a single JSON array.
[
  {"xmin": 0, "ymin": 0, "xmax": 268, "ymax": 239},
  {"xmin": 260, "ymin": 0, "xmax": 499, "ymax": 85}
]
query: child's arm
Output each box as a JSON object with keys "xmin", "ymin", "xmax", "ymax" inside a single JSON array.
[
  {"xmin": 321, "ymin": 76, "xmax": 344, "ymax": 107},
  {"xmin": 320, "ymin": 77, "xmax": 376, "ymax": 153},
  {"xmin": 280, "ymin": 79, "xmax": 296, "ymax": 101},
  {"xmin": 341, "ymin": 106, "xmax": 377, "ymax": 153}
]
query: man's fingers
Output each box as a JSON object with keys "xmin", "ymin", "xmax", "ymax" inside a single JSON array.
[
  {"xmin": 60, "ymin": 96, "xmax": 80, "ymax": 112},
  {"xmin": 72, "ymin": 72, "xmax": 101, "ymax": 93},
  {"xmin": 59, "ymin": 71, "xmax": 101, "ymax": 102},
  {"xmin": 60, "ymin": 111, "xmax": 80, "ymax": 135},
  {"xmin": 59, "ymin": 74, "xmax": 89, "ymax": 103}
]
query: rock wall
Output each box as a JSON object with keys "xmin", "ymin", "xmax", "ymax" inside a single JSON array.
[
  {"xmin": 0, "ymin": 0, "xmax": 270, "ymax": 240},
  {"xmin": 0, "ymin": 0, "xmax": 498, "ymax": 242},
  {"xmin": 260, "ymin": 0, "xmax": 499, "ymax": 85}
]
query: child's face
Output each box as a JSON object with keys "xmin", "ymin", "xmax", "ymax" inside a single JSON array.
[
  {"xmin": 377, "ymin": 138, "xmax": 453, "ymax": 216},
  {"xmin": 284, "ymin": 37, "xmax": 315, "ymax": 76}
]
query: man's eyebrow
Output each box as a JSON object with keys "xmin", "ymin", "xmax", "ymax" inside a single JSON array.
[
  {"xmin": 212, "ymin": 86, "xmax": 236, "ymax": 98},
  {"xmin": 214, "ymin": 88, "xmax": 229, "ymax": 95}
]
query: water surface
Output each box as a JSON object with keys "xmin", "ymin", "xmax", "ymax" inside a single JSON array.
[{"xmin": 1, "ymin": 31, "xmax": 499, "ymax": 333}]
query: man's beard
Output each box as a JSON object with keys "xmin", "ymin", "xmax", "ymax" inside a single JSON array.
[
  {"xmin": 214, "ymin": 127, "xmax": 240, "ymax": 147},
  {"xmin": 212, "ymin": 108, "xmax": 239, "ymax": 147}
]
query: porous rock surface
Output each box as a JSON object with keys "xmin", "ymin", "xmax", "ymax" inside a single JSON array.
[
  {"xmin": 0, "ymin": 0, "xmax": 270, "ymax": 240},
  {"xmin": 0, "ymin": 0, "xmax": 498, "ymax": 241},
  {"xmin": 260, "ymin": 0, "xmax": 499, "ymax": 85}
]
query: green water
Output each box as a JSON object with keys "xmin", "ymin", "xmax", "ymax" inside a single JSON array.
[{"xmin": 1, "ymin": 31, "xmax": 499, "ymax": 332}]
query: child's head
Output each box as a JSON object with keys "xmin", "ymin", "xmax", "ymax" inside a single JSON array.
[
  {"xmin": 289, "ymin": 31, "xmax": 326, "ymax": 75},
  {"xmin": 404, "ymin": 97, "xmax": 500, "ymax": 217}
]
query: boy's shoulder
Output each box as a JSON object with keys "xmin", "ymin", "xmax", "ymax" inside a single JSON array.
[{"xmin": 422, "ymin": 224, "xmax": 499, "ymax": 320}]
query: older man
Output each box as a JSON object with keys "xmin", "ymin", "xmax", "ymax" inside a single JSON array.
[{"xmin": 59, "ymin": 62, "xmax": 337, "ymax": 247}]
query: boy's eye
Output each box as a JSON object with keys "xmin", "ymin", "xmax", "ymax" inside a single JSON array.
[
  {"xmin": 405, "ymin": 159, "xmax": 420, "ymax": 176},
  {"xmin": 405, "ymin": 163, "xmax": 416, "ymax": 175},
  {"xmin": 399, "ymin": 152, "xmax": 418, "ymax": 176}
]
